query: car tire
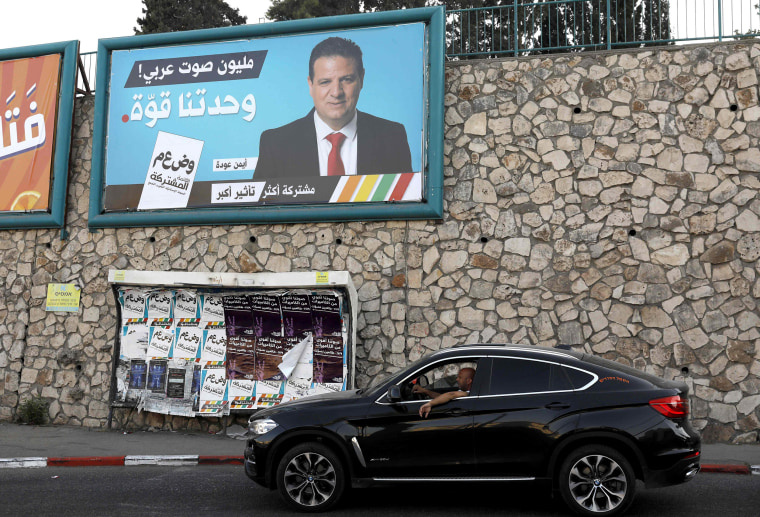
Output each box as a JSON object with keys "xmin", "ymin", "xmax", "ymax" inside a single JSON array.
[
  {"xmin": 276, "ymin": 442, "xmax": 346, "ymax": 512},
  {"xmin": 558, "ymin": 444, "xmax": 637, "ymax": 517}
]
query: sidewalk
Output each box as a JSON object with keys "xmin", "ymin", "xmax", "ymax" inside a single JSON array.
[{"xmin": 0, "ymin": 423, "xmax": 758, "ymax": 474}]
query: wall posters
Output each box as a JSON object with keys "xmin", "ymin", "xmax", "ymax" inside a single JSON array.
[
  {"xmin": 113, "ymin": 288, "xmax": 348, "ymax": 417},
  {"xmin": 101, "ymin": 23, "xmax": 425, "ymax": 214}
]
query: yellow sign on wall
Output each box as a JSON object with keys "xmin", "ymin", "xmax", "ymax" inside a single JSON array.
[{"xmin": 45, "ymin": 283, "xmax": 81, "ymax": 312}]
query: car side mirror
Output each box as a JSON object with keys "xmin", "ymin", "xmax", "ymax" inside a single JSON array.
[{"xmin": 387, "ymin": 385, "xmax": 401, "ymax": 403}]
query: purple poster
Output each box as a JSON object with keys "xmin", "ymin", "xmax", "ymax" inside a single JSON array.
[
  {"xmin": 281, "ymin": 293, "xmax": 312, "ymax": 338},
  {"xmin": 310, "ymin": 293, "xmax": 341, "ymax": 337},
  {"xmin": 313, "ymin": 336, "xmax": 344, "ymax": 384}
]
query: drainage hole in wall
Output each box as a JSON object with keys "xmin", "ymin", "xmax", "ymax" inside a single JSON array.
[
  {"xmin": 76, "ymin": 364, "xmax": 82, "ymax": 371},
  {"xmin": 336, "ymin": 238, "xmax": 343, "ymax": 245},
  {"xmin": 730, "ymin": 104, "xmax": 738, "ymax": 112},
  {"xmin": 249, "ymin": 236, "xmax": 256, "ymax": 243},
  {"xmin": 628, "ymin": 229, "xmax": 637, "ymax": 237},
  {"xmin": 480, "ymin": 237, "xmax": 488, "ymax": 243},
  {"xmin": 681, "ymin": 367, "xmax": 689, "ymax": 375},
  {"xmin": 46, "ymin": 243, "xmax": 52, "ymax": 248},
  {"xmin": 149, "ymin": 236, "xmax": 156, "ymax": 242},
  {"xmin": 573, "ymin": 107, "xmax": 582, "ymax": 114}
]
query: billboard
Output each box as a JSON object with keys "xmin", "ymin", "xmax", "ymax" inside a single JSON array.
[
  {"xmin": 89, "ymin": 7, "xmax": 444, "ymax": 227},
  {"xmin": 0, "ymin": 41, "xmax": 78, "ymax": 229}
]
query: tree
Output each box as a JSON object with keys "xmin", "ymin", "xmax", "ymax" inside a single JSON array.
[
  {"xmin": 265, "ymin": 0, "xmax": 671, "ymax": 56},
  {"xmin": 266, "ymin": 0, "xmax": 429, "ymax": 21},
  {"xmin": 135, "ymin": 0, "xmax": 247, "ymax": 35}
]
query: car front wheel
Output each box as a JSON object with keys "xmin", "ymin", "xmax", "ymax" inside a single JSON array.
[
  {"xmin": 558, "ymin": 445, "xmax": 636, "ymax": 517},
  {"xmin": 276, "ymin": 442, "xmax": 346, "ymax": 512}
]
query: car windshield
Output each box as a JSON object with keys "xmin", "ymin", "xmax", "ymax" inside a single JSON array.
[{"xmin": 362, "ymin": 354, "xmax": 433, "ymax": 395}]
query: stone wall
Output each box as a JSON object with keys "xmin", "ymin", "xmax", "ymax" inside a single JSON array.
[{"xmin": 1, "ymin": 40, "xmax": 759, "ymax": 442}]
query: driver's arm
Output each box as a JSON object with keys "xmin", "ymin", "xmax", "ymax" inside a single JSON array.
[
  {"xmin": 412, "ymin": 385, "xmax": 440, "ymax": 398},
  {"xmin": 419, "ymin": 390, "xmax": 468, "ymax": 418}
]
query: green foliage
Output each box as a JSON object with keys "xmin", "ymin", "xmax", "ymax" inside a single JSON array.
[
  {"xmin": 17, "ymin": 395, "xmax": 49, "ymax": 425},
  {"xmin": 135, "ymin": 0, "xmax": 247, "ymax": 35},
  {"xmin": 266, "ymin": 0, "xmax": 429, "ymax": 21}
]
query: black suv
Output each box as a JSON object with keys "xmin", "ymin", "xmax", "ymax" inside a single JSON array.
[{"xmin": 244, "ymin": 344, "xmax": 700, "ymax": 515}]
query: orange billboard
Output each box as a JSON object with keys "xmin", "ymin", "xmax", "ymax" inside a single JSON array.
[{"xmin": 0, "ymin": 53, "xmax": 60, "ymax": 212}]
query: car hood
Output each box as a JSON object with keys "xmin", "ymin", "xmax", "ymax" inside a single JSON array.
[{"xmin": 255, "ymin": 388, "xmax": 364, "ymax": 418}]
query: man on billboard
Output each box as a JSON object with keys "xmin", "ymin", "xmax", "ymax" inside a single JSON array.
[{"xmin": 254, "ymin": 36, "xmax": 413, "ymax": 180}]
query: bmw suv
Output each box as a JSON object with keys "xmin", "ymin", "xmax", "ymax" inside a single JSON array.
[{"xmin": 244, "ymin": 344, "xmax": 701, "ymax": 515}]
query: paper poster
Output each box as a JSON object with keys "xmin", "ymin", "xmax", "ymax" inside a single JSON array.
[
  {"xmin": 146, "ymin": 326, "xmax": 175, "ymax": 358},
  {"xmin": 120, "ymin": 325, "xmax": 149, "ymax": 359},
  {"xmin": 173, "ymin": 326, "xmax": 203, "ymax": 360},
  {"xmin": 228, "ymin": 378, "xmax": 256, "ymax": 410},
  {"xmin": 129, "ymin": 359, "xmax": 147, "ymax": 389},
  {"xmin": 174, "ymin": 290, "xmax": 199, "ymax": 319},
  {"xmin": 121, "ymin": 289, "xmax": 148, "ymax": 320},
  {"xmin": 201, "ymin": 328, "xmax": 227, "ymax": 362},
  {"xmin": 249, "ymin": 294, "xmax": 282, "ymax": 337},
  {"xmin": 137, "ymin": 131, "xmax": 204, "ymax": 210},
  {"xmin": 199, "ymin": 361, "xmax": 228, "ymax": 414},
  {"xmin": 223, "ymin": 295, "xmax": 253, "ymax": 336},
  {"xmin": 226, "ymin": 334, "xmax": 257, "ymax": 380},
  {"xmin": 313, "ymin": 336, "xmax": 344, "ymax": 384},
  {"xmin": 254, "ymin": 335, "xmax": 285, "ymax": 381},
  {"xmin": 255, "ymin": 379, "xmax": 284, "ymax": 408},
  {"xmin": 310, "ymin": 293, "xmax": 341, "ymax": 337},
  {"xmin": 281, "ymin": 293, "xmax": 312, "ymax": 338},
  {"xmin": 201, "ymin": 295, "xmax": 225, "ymax": 322},
  {"xmin": 147, "ymin": 359, "xmax": 168, "ymax": 393},
  {"xmin": 166, "ymin": 368, "xmax": 186, "ymax": 398},
  {"xmin": 147, "ymin": 290, "xmax": 173, "ymax": 319}
]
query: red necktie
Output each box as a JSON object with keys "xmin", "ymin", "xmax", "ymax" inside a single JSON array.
[{"xmin": 325, "ymin": 132, "xmax": 346, "ymax": 176}]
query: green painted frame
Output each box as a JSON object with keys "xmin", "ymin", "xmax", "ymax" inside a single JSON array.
[
  {"xmin": 89, "ymin": 7, "xmax": 444, "ymax": 228},
  {"xmin": 0, "ymin": 40, "xmax": 79, "ymax": 229}
]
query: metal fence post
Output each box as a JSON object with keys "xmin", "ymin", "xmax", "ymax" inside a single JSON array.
[
  {"xmin": 514, "ymin": 0, "xmax": 519, "ymax": 56},
  {"xmin": 718, "ymin": 0, "xmax": 723, "ymax": 41},
  {"xmin": 606, "ymin": 0, "xmax": 612, "ymax": 49}
]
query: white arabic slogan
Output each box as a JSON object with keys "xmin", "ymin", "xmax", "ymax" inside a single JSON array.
[
  {"xmin": 138, "ymin": 131, "xmax": 204, "ymax": 210},
  {"xmin": 1, "ymin": 84, "xmax": 46, "ymax": 161},
  {"xmin": 129, "ymin": 89, "xmax": 256, "ymax": 128}
]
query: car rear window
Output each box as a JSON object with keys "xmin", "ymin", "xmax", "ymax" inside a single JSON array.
[{"xmin": 486, "ymin": 358, "xmax": 554, "ymax": 395}]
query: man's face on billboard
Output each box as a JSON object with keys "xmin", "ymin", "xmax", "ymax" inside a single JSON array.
[{"xmin": 308, "ymin": 55, "xmax": 364, "ymax": 131}]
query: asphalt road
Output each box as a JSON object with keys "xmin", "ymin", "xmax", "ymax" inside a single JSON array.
[{"xmin": 0, "ymin": 466, "xmax": 757, "ymax": 516}]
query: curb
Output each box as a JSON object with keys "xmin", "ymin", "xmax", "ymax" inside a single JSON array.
[{"xmin": 0, "ymin": 455, "xmax": 244, "ymax": 468}]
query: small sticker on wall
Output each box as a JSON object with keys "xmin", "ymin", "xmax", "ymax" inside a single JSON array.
[{"xmin": 316, "ymin": 272, "xmax": 329, "ymax": 284}]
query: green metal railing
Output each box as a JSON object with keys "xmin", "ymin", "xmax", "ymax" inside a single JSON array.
[
  {"xmin": 447, "ymin": 0, "xmax": 760, "ymax": 58},
  {"xmin": 76, "ymin": 0, "xmax": 760, "ymax": 93}
]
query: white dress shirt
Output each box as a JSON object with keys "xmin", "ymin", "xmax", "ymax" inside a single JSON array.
[{"xmin": 314, "ymin": 111, "xmax": 358, "ymax": 176}]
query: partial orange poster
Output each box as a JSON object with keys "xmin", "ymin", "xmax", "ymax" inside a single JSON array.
[{"xmin": 0, "ymin": 54, "xmax": 60, "ymax": 212}]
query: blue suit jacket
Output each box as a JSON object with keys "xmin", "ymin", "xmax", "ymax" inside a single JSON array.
[{"xmin": 255, "ymin": 109, "xmax": 413, "ymax": 180}]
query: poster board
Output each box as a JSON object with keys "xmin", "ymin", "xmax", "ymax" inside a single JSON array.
[
  {"xmin": 89, "ymin": 7, "xmax": 444, "ymax": 227},
  {"xmin": 0, "ymin": 40, "xmax": 78, "ymax": 229},
  {"xmin": 108, "ymin": 270, "xmax": 357, "ymax": 420}
]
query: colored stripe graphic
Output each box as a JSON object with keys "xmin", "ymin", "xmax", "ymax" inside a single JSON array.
[
  {"xmin": 337, "ymin": 175, "xmax": 361, "ymax": 202},
  {"xmin": 371, "ymin": 174, "xmax": 398, "ymax": 202},
  {"xmin": 354, "ymin": 175, "xmax": 379, "ymax": 201},
  {"xmin": 389, "ymin": 173, "xmax": 415, "ymax": 201}
]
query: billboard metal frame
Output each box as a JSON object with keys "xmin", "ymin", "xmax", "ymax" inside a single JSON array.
[{"xmin": 89, "ymin": 7, "xmax": 445, "ymax": 228}]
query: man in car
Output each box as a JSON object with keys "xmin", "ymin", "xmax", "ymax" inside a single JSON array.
[{"xmin": 416, "ymin": 367, "xmax": 475, "ymax": 418}]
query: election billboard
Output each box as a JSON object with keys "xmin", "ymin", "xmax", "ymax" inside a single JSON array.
[
  {"xmin": 89, "ymin": 6, "xmax": 444, "ymax": 227},
  {"xmin": 0, "ymin": 41, "xmax": 78, "ymax": 229}
]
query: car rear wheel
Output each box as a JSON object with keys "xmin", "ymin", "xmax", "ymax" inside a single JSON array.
[
  {"xmin": 558, "ymin": 445, "xmax": 636, "ymax": 517},
  {"xmin": 276, "ymin": 442, "xmax": 346, "ymax": 512}
]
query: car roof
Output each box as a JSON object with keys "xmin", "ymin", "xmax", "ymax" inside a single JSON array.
[{"xmin": 432, "ymin": 343, "xmax": 584, "ymax": 362}]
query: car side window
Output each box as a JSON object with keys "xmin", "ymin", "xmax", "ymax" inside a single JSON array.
[
  {"xmin": 399, "ymin": 359, "xmax": 478, "ymax": 401},
  {"xmin": 485, "ymin": 358, "xmax": 554, "ymax": 396},
  {"xmin": 562, "ymin": 366, "xmax": 595, "ymax": 390}
]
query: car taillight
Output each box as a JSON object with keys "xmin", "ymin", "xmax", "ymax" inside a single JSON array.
[{"xmin": 650, "ymin": 395, "xmax": 689, "ymax": 418}]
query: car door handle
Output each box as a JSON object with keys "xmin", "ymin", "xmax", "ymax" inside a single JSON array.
[
  {"xmin": 444, "ymin": 408, "xmax": 468, "ymax": 416},
  {"xmin": 545, "ymin": 402, "xmax": 571, "ymax": 410}
]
